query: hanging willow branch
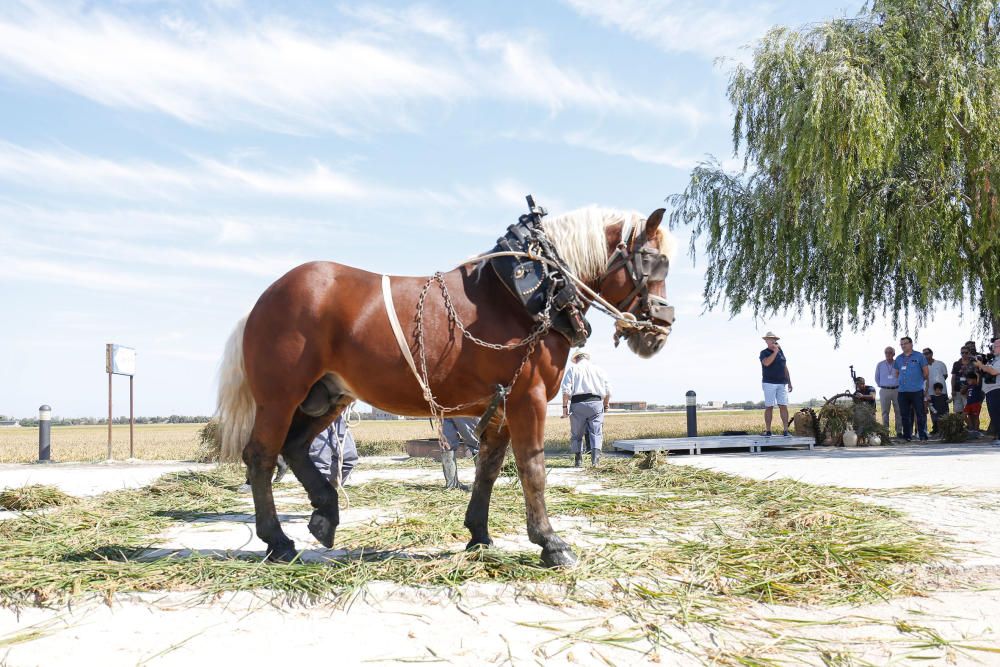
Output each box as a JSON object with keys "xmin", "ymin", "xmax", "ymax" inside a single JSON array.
[{"xmin": 669, "ymin": 0, "xmax": 1000, "ymax": 341}]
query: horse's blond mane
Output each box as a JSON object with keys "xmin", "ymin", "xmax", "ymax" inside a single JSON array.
[{"xmin": 542, "ymin": 206, "xmax": 676, "ymax": 282}]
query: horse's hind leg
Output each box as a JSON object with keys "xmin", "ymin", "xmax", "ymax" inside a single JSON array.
[
  {"xmin": 280, "ymin": 409, "xmax": 342, "ymax": 549},
  {"xmin": 464, "ymin": 420, "xmax": 510, "ymax": 549},
  {"xmin": 244, "ymin": 407, "xmax": 297, "ymax": 561},
  {"xmin": 508, "ymin": 391, "xmax": 577, "ymax": 568}
]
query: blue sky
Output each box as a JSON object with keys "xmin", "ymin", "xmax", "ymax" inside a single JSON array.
[{"xmin": 0, "ymin": 0, "xmax": 981, "ymax": 419}]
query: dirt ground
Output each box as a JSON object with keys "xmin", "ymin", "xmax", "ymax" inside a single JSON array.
[{"xmin": 2, "ymin": 444, "xmax": 1000, "ymax": 666}]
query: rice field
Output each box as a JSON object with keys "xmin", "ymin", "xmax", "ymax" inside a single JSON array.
[{"xmin": 0, "ymin": 411, "xmax": 770, "ymax": 463}]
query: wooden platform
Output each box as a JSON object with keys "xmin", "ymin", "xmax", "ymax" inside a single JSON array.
[{"xmin": 613, "ymin": 434, "xmax": 815, "ymax": 455}]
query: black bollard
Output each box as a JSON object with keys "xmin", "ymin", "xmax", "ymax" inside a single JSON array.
[
  {"xmin": 685, "ymin": 391, "xmax": 697, "ymax": 437},
  {"xmin": 38, "ymin": 404, "xmax": 52, "ymax": 463}
]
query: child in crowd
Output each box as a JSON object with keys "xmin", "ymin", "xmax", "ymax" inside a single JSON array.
[
  {"xmin": 964, "ymin": 372, "xmax": 984, "ymax": 432},
  {"xmin": 928, "ymin": 382, "xmax": 950, "ymax": 435}
]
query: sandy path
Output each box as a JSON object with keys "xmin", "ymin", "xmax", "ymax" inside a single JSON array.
[{"xmin": 3, "ymin": 446, "xmax": 1000, "ymax": 665}]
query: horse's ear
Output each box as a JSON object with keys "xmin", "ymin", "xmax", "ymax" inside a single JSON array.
[{"xmin": 644, "ymin": 208, "xmax": 666, "ymax": 236}]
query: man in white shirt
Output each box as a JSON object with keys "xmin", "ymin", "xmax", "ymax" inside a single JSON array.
[
  {"xmin": 874, "ymin": 346, "xmax": 902, "ymax": 437},
  {"xmin": 561, "ymin": 351, "xmax": 611, "ymax": 467}
]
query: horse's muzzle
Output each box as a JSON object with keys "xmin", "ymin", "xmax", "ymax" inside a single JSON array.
[{"xmin": 626, "ymin": 327, "xmax": 670, "ymax": 358}]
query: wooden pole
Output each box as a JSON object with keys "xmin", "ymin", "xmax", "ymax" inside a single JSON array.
[
  {"xmin": 129, "ymin": 375, "xmax": 135, "ymax": 459},
  {"xmin": 107, "ymin": 371, "xmax": 113, "ymax": 460}
]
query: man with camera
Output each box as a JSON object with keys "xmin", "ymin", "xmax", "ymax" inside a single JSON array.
[
  {"xmin": 973, "ymin": 337, "xmax": 1000, "ymax": 446},
  {"xmin": 759, "ymin": 332, "xmax": 793, "ymax": 437}
]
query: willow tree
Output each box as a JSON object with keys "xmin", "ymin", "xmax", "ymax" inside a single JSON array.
[{"xmin": 669, "ymin": 0, "xmax": 1000, "ymax": 339}]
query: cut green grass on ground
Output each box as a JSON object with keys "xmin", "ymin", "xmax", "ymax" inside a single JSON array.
[
  {"xmin": 0, "ymin": 461, "xmax": 941, "ymax": 608},
  {"xmin": 0, "ymin": 485, "xmax": 76, "ymax": 511},
  {"xmin": 3, "ymin": 457, "xmax": 991, "ymax": 663}
]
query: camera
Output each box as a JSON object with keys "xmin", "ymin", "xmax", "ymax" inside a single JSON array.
[{"xmin": 976, "ymin": 352, "xmax": 997, "ymax": 384}]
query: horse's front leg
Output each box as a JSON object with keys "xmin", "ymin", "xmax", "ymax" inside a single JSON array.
[
  {"xmin": 508, "ymin": 390, "xmax": 577, "ymax": 568},
  {"xmin": 464, "ymin": 421, "xmax": 510, "ymax": 549},
  {"xmin": 244, "ymin": 407, "xmax": 297, "ymax": 562}
]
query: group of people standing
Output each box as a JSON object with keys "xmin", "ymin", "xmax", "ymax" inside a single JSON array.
[
  {"xmin": 873, "ymin": 337, "xmax": 1000, "ymax": 443},
  {"xmin": 759, "ymin": 332, "xmax": 1000, "ymax": 444}
]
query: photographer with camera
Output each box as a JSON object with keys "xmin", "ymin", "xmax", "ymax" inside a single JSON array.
[{"xmin": 973, "ymin": 336, "xmax": 1000, "ymax": 446}]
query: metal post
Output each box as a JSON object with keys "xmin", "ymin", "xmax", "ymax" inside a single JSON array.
[
  {"xmin": 129, "ymin": 375, "xmax": 135, "ymax": 459},
  {"xmin": 107, "ymin": 370, "xmax": 113, "ymax": 461},
  {"xmin": 685, "ymin": 390, "xmax": 697, "ymax": 437},
  {"xmin": 38, "ymin": 405, "xmax": 52, "ymax": 463}
]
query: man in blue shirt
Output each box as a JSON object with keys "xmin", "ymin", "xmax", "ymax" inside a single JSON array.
[
  {"xmin": 893, "ymin": 336, "xmax": 929, "ymax": 441},
  {"xmin": 759, "ymin": 332, "xmax": 793, "ymax": 436}
]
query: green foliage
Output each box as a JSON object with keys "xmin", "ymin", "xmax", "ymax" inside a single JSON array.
[
  {"xmin": 670, "ymin": 0, "xmax": 1000, "ymax": 339},
  {"xmin": 820, "ymin": 403, "xmax": 853, "ymax": 444},
  {"xmin": 938, "ymin": 412, "xmax": 969, "ymax": 442},
  {"xmin": 195, "ymin": 420, "xmax": 221, "ymax": 463}
]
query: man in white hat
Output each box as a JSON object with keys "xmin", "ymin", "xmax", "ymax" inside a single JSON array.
[
  {"xmin": 561, "ymin": 350, "xmax": 611, "ymax": 467},
  {"xmin": 760, "ymin": 332, "xmax": 793, "ymax": 436}
]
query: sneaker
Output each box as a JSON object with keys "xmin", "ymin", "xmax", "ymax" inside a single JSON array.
[
  {"xmin": 573, "ymin": 453, "xmax": 583, "ymax": 468},
  {"xmin": 763, "ymin": 430, "xmax": 772, "ymax": 437},
  {"xmin": 782, "ymin": 429, "xmax": 791, "ymax": 437},
  {"xmin": 991, "ymin": 441, "xmax": 1000, "ymax": 447},
  {"xmin": 918, "ymin": 435, "xmax": 928, "ymax": 442}
]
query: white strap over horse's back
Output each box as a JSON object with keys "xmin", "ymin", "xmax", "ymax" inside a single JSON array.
[{"xmin": 381, "ymin": 275, "xmax": 431, "ymax": 395}]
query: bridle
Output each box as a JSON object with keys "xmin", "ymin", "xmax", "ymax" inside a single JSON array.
[{"xmin": 598, "ymin": 225, "xmax": 675, "ymax": 330}]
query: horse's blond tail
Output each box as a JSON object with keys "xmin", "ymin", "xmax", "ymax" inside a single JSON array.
[{"xmin": 217, "ymin": 315, "xmax": 255, "ymax": 463}]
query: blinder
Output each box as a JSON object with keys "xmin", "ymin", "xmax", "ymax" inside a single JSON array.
[{"xmin": 601, "ymin": 229, "xmax": 674, "ymax": 328}]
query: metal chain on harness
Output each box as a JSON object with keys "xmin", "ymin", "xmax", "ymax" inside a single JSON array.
[{"xmin": 413, "ymin": 270, "xmax": 557, "ymax": 448}]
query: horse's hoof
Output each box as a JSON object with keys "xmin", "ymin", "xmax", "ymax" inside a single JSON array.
[
  {"xmin": 308, "ymin": 512, "xmax": 337, "ymax": 548},
  {"xmin": 266, "ymin": 540, "xmax": 297, "ymax": 563},
  {"xmin": 541, "ymin": 546, "xmax": 578, "ymax": 569},
  {"xmin": 465, "ymin": 536, "xmax": 494, "ymax": 551}
]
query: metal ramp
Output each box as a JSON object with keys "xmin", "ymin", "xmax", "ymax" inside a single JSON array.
[{"xmin": 613, "ymin": 434, "xmax": 815, "ymax": 455}]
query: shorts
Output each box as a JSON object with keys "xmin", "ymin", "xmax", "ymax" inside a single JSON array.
[
  {"xmin": 964, "ymin": 402, "xmax": 982, "ymax": 416},
  {"xmin": 762, "ymin": 382, "xmax": 788, "ymax": 407}
]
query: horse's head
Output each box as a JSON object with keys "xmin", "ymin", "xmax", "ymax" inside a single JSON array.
[
  {"xmin": 598, "ymin": 208, "xmax": 675, "ymax": 358},
  {"xmin": 543, "ymin": 207, "xmax": 675, "ymax": 358}
]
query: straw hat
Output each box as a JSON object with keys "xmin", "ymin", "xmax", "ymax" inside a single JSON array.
[{"xmin": 761, "ymin": 331, "xmax": 780, "ymax": 340}]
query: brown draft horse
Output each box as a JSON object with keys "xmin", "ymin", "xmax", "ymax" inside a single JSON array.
[{"xmin": 216, "ymin": 206, "xmax": 676, "ymax": 566}]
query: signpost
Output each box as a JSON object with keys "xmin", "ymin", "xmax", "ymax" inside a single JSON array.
[{"xmin": 106, "ymin": 344, "xmax": 136, "ymax": 460}]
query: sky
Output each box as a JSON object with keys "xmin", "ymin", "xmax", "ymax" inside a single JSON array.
[{"xmin": 0, "ymin": 0, "xmax": 984, "ymax": 419}]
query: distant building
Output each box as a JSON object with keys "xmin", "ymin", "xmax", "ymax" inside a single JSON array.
[
  {"xmin": 370, "ymin": 407, "xmax": 404, "ymax": 420},
  {"xmin": 0, "ymin": 419, "xmax": 21, "ymax": 428},
  {"xmin": 700, "ymin": 401, "xmax": 725, "ymax": 410},
  {"xmin": 608, "ymin": 401, "xmax": 647, "ymax": 411}
]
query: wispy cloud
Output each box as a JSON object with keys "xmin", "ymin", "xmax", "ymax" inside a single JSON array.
[
  {"xmin": 475, "ymin": 33, "xmax": 706, "ymax": 125},
  {"xmin": 0, "ymin": 141, "xmax": 557, "ymax": 212},
  {"xmin": 0, "ymin": 141, "xmax": 387, "ymax": 202},
  {"xmin": 562, "ymin": 0, "xmax": 770, "ymax": 62},
  {"xmin": 0, "ymin": 2, "xmax": 703, "ymax": 134},
  {"xmin": 0, "ymin": 3, "xmax": 468, "ymax": 135},
  {"xmin": 0, "ymin": 255, "xmax": 207, "ymax": 294}
]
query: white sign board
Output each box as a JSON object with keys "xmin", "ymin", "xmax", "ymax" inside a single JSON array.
[{"xmin": 106, "ymin": 344, "xmax": 136, "ymax": 376}]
